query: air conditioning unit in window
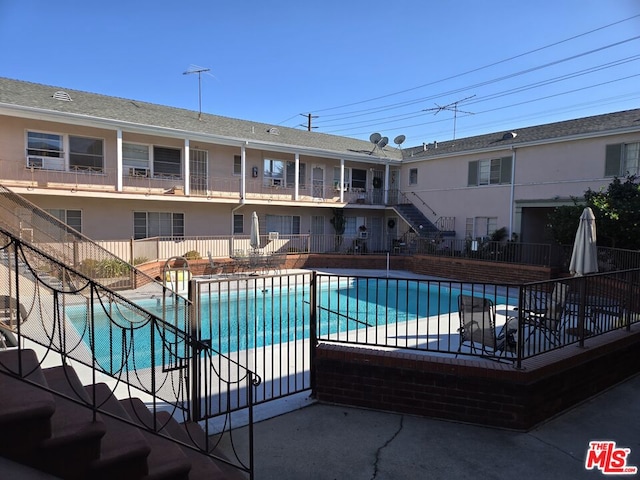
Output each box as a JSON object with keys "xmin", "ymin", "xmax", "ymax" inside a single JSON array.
[
  {"xmin": 268, "ymin": 232, "xmax": 279, "ymax": 240},
  {"xmin": 26, "ymin": 156, "xmax": 45, "ymax": 169},
  {"xmin": 270, "ymin": 178, "xmax": 283, "ymax": 187},
  {"xmin": 128, "ymin": 167, "xmax": 150, "ymax": 177}
]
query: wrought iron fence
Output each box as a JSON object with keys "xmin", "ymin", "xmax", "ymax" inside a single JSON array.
[
  {"xmin": 310, "ymin": 270, "xmax": 640, "ymax": 368},
  {"xmin": 0, "ymin": 229, "xmax": 259, "ymax": 478}
]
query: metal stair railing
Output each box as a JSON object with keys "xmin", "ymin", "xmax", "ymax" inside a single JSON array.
[{"xmin": 0, "ymin": 228, "xmax": 260, "ymax": 479}]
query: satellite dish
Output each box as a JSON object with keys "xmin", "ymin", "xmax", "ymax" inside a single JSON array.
[
  {"xmin": 369, "ymin": 133, "xmax": 382, "ymax": 144},
  {"xmin": 394, "ymin": 135, "xmax": 406, "ymax": 146},
  {"xmin": 377, "ymin": 137, "xmax": 389, "ymax": 149}
]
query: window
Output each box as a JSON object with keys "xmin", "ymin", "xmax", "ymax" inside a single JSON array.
[
  {"xmin": 351, "ymin": 168, "xmax": 367, "ymax": 190},
  {"xmin": 133, "ymin": 212, "xmax": 184, "ymax": 239},
  {"xmin": 123, "ymin": 143, "xmax": 150, "ymax": 176},
  {"xmin": 46, "ymin": 209, "xmax": 82, "ymax": 233},
  {"xmin": 265, "ymin": 214, "xmax": 300, "ymax": 235},
  {"xmin": 153, "ymin": 147, "xmax": 181, "ymax": 179},
  {"xmin": 286, "ymin": 161, "xmax": 306, "ymax": 188},
  {"xmin": 311, "ymin": 215, "xmax": 325, "ymax": 235},
  {"xmin": 468, "ymin": 157, "xmax": 512, "ymax": 186},
  {"xmin": 605, "ymin": 143, "xmax": 640, "ymax": 176},
  {"xmin": 233, "ymin": 155, "xmax": 242, "ymax": 176},
  {"xmin": 264, "ymin": 159, "xmax": 285, "ymax": 186},
  {"xmin": 27, "ymin": 131, "xmax": 63, "ymax": 158},
  {"xmin": 69, "ymin": 136, "xmax": 104, "ymax": 172},
  {"xmin": 233, "ymin": 214, "xmax": 244, "ymax": 234},
  {"xmin": 333, "ymin": 167, "xmax": 351, "ymax": 191},
  {"xmin": 409, "ymin": 168, "xmax": 418, "ymax": 185}
]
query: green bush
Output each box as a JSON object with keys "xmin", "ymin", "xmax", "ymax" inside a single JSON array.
[{"xmin": 183, "ymin": 250, "xmax": 201, "ymax": 260}]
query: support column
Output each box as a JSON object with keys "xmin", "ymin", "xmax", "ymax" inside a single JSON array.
[
  {"xmin": 184, "ymin": 139, "xmax": 190, "ymax": 196},
  {"xmin": 116, "ymin": 129, "xmax": 123, "ymax": 192},
  {"xmin": 339, "ymin": 159, "xmax": 345, "ymax": 202},
  {"xmin": 241, "ymin": 143, "xmax": 247, "ymax": 200},
  {"xmin": 294, "ymin": 153, "xmax": 300, "ymax": 201}
]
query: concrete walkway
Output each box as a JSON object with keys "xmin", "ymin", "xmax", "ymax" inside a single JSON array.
[{"xmin": 221, "ymin": 373, "xmax": 640, "ymax": 479}]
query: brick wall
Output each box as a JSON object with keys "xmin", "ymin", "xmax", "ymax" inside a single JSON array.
[{"xmin": 313, "ymin": 327, "xmax": 640, "ymax": 430}]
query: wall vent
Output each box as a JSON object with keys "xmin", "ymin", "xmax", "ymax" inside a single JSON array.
[{"xmin": 52, "ymin": 91, "xmax": 72, "ymax": 102}]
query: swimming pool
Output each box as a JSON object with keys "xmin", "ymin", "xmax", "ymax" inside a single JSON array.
[{"xmin": 66, "ymin": 276, "xmax": 512, "ymax": 370}]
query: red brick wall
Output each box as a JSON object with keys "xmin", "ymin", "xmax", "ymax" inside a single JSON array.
[
  {"xmin": 136, "ymin": 253, "xmax": 551, "ymax": 285},
  {"xmin": 313, "ymin": 328, "xmax": 640, "ymax": 430}
]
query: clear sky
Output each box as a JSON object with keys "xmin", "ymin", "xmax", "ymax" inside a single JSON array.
[{"xmin": 1, "ymin": 0, "xmax": 639, "ymax": 146}]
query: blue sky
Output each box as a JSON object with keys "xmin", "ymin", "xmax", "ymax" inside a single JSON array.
[{"xmin": 1, "ymin": 0, "xmax": 639, "ymax": 146}]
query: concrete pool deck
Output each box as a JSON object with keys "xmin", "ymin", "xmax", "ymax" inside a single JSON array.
[{"xmin": 219, "ymin": 372, "xmax": 640, "ymax": 479}]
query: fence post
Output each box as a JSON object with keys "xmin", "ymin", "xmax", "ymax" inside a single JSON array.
[
  {"xmin": 188, "ymin": 278, "xmax": 201, "ymax": 420},
  {"xmin": 309, "ymin": 270, "xmax": 317, "ymax": 395},
  {"xmin": 516, "ymin": 285, "xmax": 524, "ymax": 369}
]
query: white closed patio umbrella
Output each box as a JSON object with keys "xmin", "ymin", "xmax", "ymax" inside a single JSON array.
[
  {"xmin": 250, "ymin": 211, "xmax": 260, "ymax": 252},
  {"xmin": 569, "ymin": 207, "xmax": 598, "ymax": 276}
]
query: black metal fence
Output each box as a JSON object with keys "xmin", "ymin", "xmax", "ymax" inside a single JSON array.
[{"xmin": 0, "ymin": 229, "xmax": 258, "ymax": 478}]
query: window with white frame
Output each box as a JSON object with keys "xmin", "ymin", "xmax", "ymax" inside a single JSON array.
[
  {"xmin": 69, "ymin": 136, "xmax": 104, "ymax": 172},
  {"xmin": 46, "ymin": 209, "xmax": 82, "ymax": 233},
  {"xmin": 265, "ymin": 214, "xmax": 300, "ymax": 234},
  {"xmin": 133, "ymin": 212, "xmax": 184, "ymax": 239},
  {"xmin": 153, "ymin": 147, "xmax": 181, "ymax": 179},
  {"xmin": 233, "ymin": 214, "xmax": 244, "ymax": 234},
  {"xmin": 264, "ymin": 159, "xmax": 285, "ymax": 187},
  {"xmin": 605, "ymin": 142, "xmax": 640, "ymax": 176},
  {"xmin": 123, "ymin": 143, "xmax": 150, "ymax": 177},
  {"xmin": 333, "ymin": 167, "xmax": 351, "ymax": 191},
  {"xmin": 286, "ymin": 161, "xmax": 306, "ymax": 188},
  {"xmin": 26, "ymin": 131, "xmax": 104, "ymax": 173},
  {"xmin": 233, "ymin": 155, "xmax": 242, "ymax": 176},
  {"xmin": 351, "ymin": 168, "xmax": 367, "ymax": 190},
  {"xmin": 468, "ymin": 157, "xmax": 512, "ymax": 186},
  {"xmin": 27, "ymin": 132, "xmax": 63, "ymax": 169},
  {"xmin": 311, "ymin": 215, "xmax": 325, "ymax": 235},
  {"xmin": 409, "ymin": 168, "xmax": 418, "ymax": 185}
]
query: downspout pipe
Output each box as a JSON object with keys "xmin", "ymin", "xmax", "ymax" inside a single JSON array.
[{"xmin": 509, "ymin": 146, "xmax": 516, "ymax": 239}]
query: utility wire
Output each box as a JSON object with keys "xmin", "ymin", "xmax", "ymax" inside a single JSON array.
[
  {"xmin": 314, "ymin": 35, "xmax": 640, "ymax": 125},
  {"xmin": 307, "ymin": 14, "xmax": 640, "ymax": 114},
  {"xmin": 319, "ymin": 55, "xmax": 640, "ymax": 129}
]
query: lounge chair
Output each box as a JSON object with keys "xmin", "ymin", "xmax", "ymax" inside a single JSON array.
[{"xmin": 457, "ymin": 294, "xmax": 515, "ymax": 359}]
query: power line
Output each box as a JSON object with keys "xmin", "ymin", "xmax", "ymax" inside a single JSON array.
[
  {"xmin": 313, "ymin": 35, "xmax": 640, "ymax": 125},
  {"xmin": 306, "ymin": 13, "xmax": 640, "ymax": 115},
  {"xmin": 318, "ymin": 54, "xmax": 640, "ymax": 131}
]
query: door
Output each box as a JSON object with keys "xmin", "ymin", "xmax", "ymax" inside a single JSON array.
[
  {"xmin": 388, "ymin": 169, "xmax": 400, "ymax": 204},
  {"xmin": 190, "ymin": 149, "xmax": 208, "ymax": 195},
  {"xmin": 311, "ymin": 165, "xmax": 325, "ymax": 199}
]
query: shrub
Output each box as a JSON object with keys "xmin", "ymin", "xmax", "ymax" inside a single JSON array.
[{"xmin": 183, "ymin": 250, "xmax": 201, "ymax": 260}]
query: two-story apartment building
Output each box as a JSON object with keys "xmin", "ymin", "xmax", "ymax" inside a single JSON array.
[{"xmin": 0, "ymin": 77, "xmax": 639, "ymax": 253}]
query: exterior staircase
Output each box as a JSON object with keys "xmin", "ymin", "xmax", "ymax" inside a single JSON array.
[
  {"xmin": 392, "ymin": 203, "xmax": 441, "ymax": 238},
  {"xmin": 0, "ymin": 348, "xmax": 241, "ymax": 480}
]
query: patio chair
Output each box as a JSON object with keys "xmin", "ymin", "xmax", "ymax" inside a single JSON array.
[
  {"xmin": 457, "ymin": 294, "xmax": 515, "ymax": 359},
  {"xmin": 520, "ymin": 282, "xmax": 569, "ymax": 346}
]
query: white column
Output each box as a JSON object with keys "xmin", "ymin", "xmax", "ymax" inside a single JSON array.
[
  {"xmin": 184, "ymin": 139, "xmax": 190, "ymax": 196},
  {"xmin": 339, "ymin": 159, "xmax": 345, "ymax": 202},
  {"xmin": 241, "ymin": 143, "xmax": 247, "ymax": 200},
  {"xmin": 294, "ymin": 153, "xmax": 300, "ymax": 201},
  {"xmin": 116, "ymin": 129, "xmax": 123, "ymax": 192}
]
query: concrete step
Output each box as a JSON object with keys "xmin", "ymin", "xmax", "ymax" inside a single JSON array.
[
  {"xmin": 84, "ymin": 383, "xmax": 152, "ymax": 480},
  {"xmin": 119, "ymin": 397, "xmax": 191, "ymax": 480},
  {"xmin": 37, "ymin": 365, "xmax": 106, "ymax": 479},
  {"xmin": 0, "ymin": 349, "xmax": 56, "ymax": 458}
]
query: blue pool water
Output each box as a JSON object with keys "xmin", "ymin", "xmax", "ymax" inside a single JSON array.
[{"xmin": 67, "ymin": 278, "xmax": 510, "ymax": 370}]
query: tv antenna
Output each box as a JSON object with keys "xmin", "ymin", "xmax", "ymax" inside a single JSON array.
[
  {"xmin": 423, "ymin": 95, "xmax": 475, "ymax": 139},
  {"xmin": 183, "ymin": 66, "xmax": 211, "ymax": 120}
]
